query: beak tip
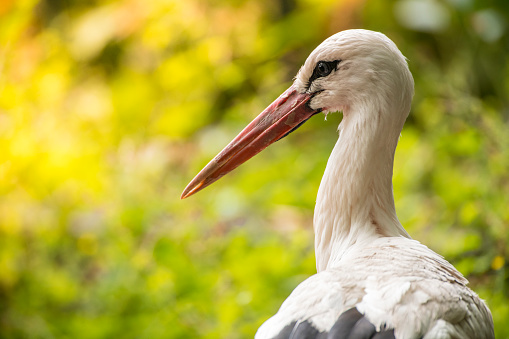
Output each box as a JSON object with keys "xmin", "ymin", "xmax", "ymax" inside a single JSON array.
[
  {"xmin": 181, "ymin": 180, "xmax": 205, "ymax": 200},
  {"xmin": 180, "ymin": 185, "xmax": 192, "ymax": 200},
  {"xmin": 181, "ymin": 187, "xmax": 193, "ymax": 200}
]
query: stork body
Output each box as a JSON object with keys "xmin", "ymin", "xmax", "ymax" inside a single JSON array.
[
  {"xmin": 182, "ymin": 30, "xmax": 494, "ymax": 338},
  {"xmin": 257, "ymin": 238, "xmax": 493, "ymax": 338}
]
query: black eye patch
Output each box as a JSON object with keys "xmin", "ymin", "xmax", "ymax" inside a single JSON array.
[{"xmin": 307, "ymin": 60, "xmax": 341, "ymax": 89}]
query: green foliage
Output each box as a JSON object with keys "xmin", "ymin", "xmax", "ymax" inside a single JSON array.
[{"xmin": 1, "ymin": 0, "xmax": 508, "ymax": 338}]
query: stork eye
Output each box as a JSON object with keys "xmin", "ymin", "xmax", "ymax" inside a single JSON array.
[
  {"xmin": 306, "ymin": 60, "xmax": 341, "ymax": 90},
  {"xmin": 316, "ymin": 62, "xmax": 333, "ymax": 77}
]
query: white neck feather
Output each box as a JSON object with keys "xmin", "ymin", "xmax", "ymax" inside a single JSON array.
[{"xmin": 314, "ymin": 103, "xmax": 410, "ymax": 272}]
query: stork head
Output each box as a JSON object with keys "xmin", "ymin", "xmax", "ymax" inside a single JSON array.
[
  {"xmin": 295, "ymin": 29, "xmax": 413, "ymax": 122},
  {"xmin": 181, "ymin": 29, "xmax": 414, "ymax": 199}
]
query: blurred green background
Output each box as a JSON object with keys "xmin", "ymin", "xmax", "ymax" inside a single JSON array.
[{"xmin": 1, "ymin": 0, "xmax": 508, "ymax": 338}]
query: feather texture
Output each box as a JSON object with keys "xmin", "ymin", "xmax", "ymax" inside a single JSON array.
[{"xmin": 256, "ymin": 238, "xmax": 493, "ymax": 339}]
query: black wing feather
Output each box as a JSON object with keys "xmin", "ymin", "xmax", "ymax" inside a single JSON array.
[{"xmin": 272, "ymin": 307, "xmax": 396, "ymax": 339}]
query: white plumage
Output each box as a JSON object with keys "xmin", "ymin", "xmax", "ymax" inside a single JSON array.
[
  {"xmin": 256, "ymin": 238, "xmax": 493, "ymax": 338},
  {"xmin": 182, "ymin": 29, "xmax": 494, "ymax": 339}
]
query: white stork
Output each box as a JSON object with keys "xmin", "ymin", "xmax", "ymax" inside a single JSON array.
[{"xmin": 181, "ymin": 29, "xmax": 494, "ymax": 339}]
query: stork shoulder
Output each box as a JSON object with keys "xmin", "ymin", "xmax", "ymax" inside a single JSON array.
[{"xmin": 256, "ymin": 237, "xmax": 494, "ymax": 339}]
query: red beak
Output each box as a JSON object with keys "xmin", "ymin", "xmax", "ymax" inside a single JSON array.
[{"xmin": 181, "ymin": 85, "xmax": 319, "ymax": 199}]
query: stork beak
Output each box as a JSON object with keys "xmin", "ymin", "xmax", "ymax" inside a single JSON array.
[{"xmin": 181, "ymin": 84, "xmax": 319, "ymax": 199}]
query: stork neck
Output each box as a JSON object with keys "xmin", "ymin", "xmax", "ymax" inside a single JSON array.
[{"xmin": 313, "ymin": 109, "xmax": 410, "ymax": 272}]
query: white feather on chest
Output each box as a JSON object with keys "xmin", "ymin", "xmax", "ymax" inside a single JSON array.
[{"xmin": 256, "ymin": 237, "xmax": 492, "ymax": 339}]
